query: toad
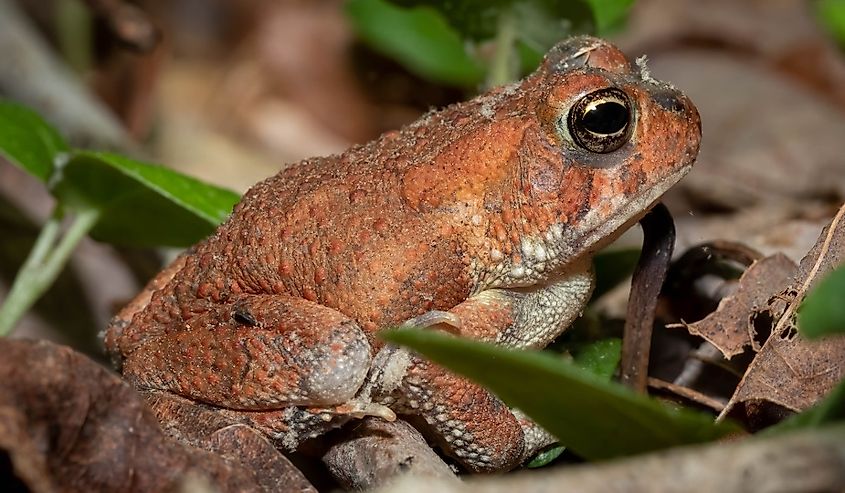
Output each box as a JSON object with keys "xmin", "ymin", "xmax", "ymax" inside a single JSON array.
[{"xmin": 105, "ymin": 36, "xmax": 701, "ymax": 472}]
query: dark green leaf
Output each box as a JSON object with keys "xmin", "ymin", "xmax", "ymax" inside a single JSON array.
[
  {"xmin": 516, "ymin": 40, "xmax": 544, "ymax": 74},
  {"xmin": 383, "ymin": 329, "xmax": 738, "ymax": 460},
  {"xmin": 52, "ymin": 151, "xmax": 240, "ymax": 247},
  {"xmin": 798, "ymin": 266, "xmax": 845, "ymax": 338},
  {"xmin": 526, "ymin": 444, "xmax": 565, "ymax": 468},
  {"xmin": 571, "ymin": 337, "xmax": 622, "ymax": 380},
  {"xmin": 583, "ymin": 0, "xmax": 635, "ymax": 34},
  {"xmin": 509, "ymin": 1, "xmax": 583, "ymax": 55},
  {"xmin": 0, "ymin": 100, "xmax": 69, "ymax": 182},
  {"xmin": 390, "ymin": 0, "xmax": 593, "ymax": 41},
  {"xmin": 346, "ymin": 0, "xmax": 485, "ymax": 87},
  {"xmin": 390, "ymin": 0, "xmax": 634, "ymax": 55},
  {"xmin": 592, "ymin": 248, "xmax": 640, "ymax": 301}
]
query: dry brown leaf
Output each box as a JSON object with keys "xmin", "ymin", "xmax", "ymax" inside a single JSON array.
[
  {"xmin": 723, "ymin": 330, "xmax": 845, "ymax": 416},
  {"xmin": 721, "ymin": 204, "xmax": 845, "ymax": 419},
  {"xmin": 678, "ymin": 253, "xmax": 796, "ymax": 359},
  {"xmin": 0, "ymin": 339, "xmax": 315, "ymax": 493},
  {"xmin": 142, "ymin": 390, "xmax": 317, "ymax": 493}
]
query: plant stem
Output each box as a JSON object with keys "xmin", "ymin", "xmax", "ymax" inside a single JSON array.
[
  {"xmin": 0, "ymin": 206, "xmax": 100, "ymax": 336},
  {"xmin": 55, "ymin": 0, "xmax": 92, "ymax": 74},
  {"xmin": 486, "ymin": 9, "xmax": 518, "ymax": 89}
]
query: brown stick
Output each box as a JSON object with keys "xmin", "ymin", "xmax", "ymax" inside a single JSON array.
[
  {"xmin": 620, "ymin": 202, "xmax": 675, "ymax": 392},
  {"xmin": 647, "ymin": 377, "xmax": 726, "ymax": 412}
]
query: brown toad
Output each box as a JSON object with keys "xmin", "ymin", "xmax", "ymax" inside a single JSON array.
[{"xmin": 105, "ymin": 36, "xmax": 701, "ymax": 472}]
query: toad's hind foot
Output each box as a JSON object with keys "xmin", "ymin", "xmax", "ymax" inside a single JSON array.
[{"xmin": 331, "ymin": 399, "xmax": 396, "ymax": 421}]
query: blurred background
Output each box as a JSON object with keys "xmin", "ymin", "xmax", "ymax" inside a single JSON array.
[{"xmin": 1, "ymin": 0, "xmax": 844, "ymax": 356}]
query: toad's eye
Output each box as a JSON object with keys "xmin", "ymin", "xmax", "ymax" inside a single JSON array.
[{"xmin": 567, "ymin": 88, "xmax": 633, "ymax": 153}]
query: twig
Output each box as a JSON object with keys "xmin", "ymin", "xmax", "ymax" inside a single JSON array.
[
  {"xmin": 382, "ymin": 425, "xmax": 845, "ymax": 493},
  {"xmin": 648, "ymin": 377, "xmax": 726, "ymax": 412},
  {"xmin": 620, "ymin": 203, "xmax": 675, "ymax": 392}
]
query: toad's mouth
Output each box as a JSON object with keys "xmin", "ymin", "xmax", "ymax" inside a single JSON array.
[
  {"xmin": 517, "ymin": 163, "xmax": 692, "ymax": 284},
  {"xmin": 479, "ymin": 160, "xmax": 695, "ymax": 291},
  {"xmin": 573, "ymin": 162, "xmax": 694, "ymax": 260}
]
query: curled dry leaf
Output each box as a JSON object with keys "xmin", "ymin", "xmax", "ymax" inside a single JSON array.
[
  {"xmin": 0, "ymin": 339, "xmax": 314, "ymax": 493},
  {"xmin": 721, "ymin": 204, "xmax": 845, "ymax": 420},
  {"xmin": 675, "ymin": 253, "xmax": 797, "ymax": 359}
]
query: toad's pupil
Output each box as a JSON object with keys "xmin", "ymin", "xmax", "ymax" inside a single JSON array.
[{"xmin": 581, "ymin": 101, "xmax": 628, "ymax": 135}]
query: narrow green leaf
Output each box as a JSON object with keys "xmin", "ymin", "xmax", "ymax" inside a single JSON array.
[
  {"xmin": 345, "ymin": 0, "xmax": 485, "ymax": 87},
  {"xmin": 798, "ymin": 266, "xmax": 845, "ymax": 338},
  {"xmin": 52, "ymin": 151, "xmax": 240, "ymax": 247},
  {"xmin": 383, "ymin": 329, "xmax": 738, "ymax": 460},
  {"xmin": 571, "ymin": 337, "xmax": 622, "ymax": 380},
  {"xmin": 526, "ymin": 338, "xmax": 620, "ymax": 467},
  {"xmin": 0, "ymin": 100, "xmax": 69, "ymax": 182}
]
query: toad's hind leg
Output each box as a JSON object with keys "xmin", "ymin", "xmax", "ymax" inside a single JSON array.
[
  {"xmin": 121, "ymin": 294, "xmax": 374, "ymax": 414},
  {"xmin": 372, "ymin": 354, "xmax": 526, "ymax": 472},
  {"xmin": 368, "ymin": 266, "xmax": 594, "ymax": 471}
]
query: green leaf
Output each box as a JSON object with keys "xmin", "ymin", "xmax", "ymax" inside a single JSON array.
[
  {"xmin": 526, "ymin": 338, "xmax": 620, "ymax": 467},
  {"xmin": 526, "ymin": 444, "xmax": 565, "ymax": 468},
  {"xmin": 583, "ymin": 0, "xmax": 636, "ymax": 34},
  {"xmin": 390, "ymin": 0, "xmax": 593, "ymax": 41},
  {"xmin": 571, "ymin": 337, "xmax": 622, "ymax": 380},
  {"xmin": 390, "ymin": 0, "xmax": 634, "ymax": 59},
  {"xmin": 345, "ymin": 0, "xmax": 485, "ymax": 87},
  {"xmin": 817, "ymin": 0, "xmax": 845, "ymax": 47},
  {"xmin": 592, "ymin": 247, "xmax": 640, "ymax": 301},
  {"xmin": 52, "ymin": 151, "xmax": 240, "ymax": 247},
  {"xmin": 0, "ymin": 100, "xmax": 69, "ymax": 182},
  {"xmin": 347, "ymin": 0, "xmax": 635, "ymax": 86},
  {"xmin": 383, "ymin": 329, "xmax": 738, "ymax": 460},
  {"xmin": 798, "ymin": 266, "xmax": 845, "ymax": 338}
]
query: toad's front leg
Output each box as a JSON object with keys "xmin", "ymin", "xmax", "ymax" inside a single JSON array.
[{"xmin": 370, "ymin": 260, "xmax": 595, "ymax": 472}]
